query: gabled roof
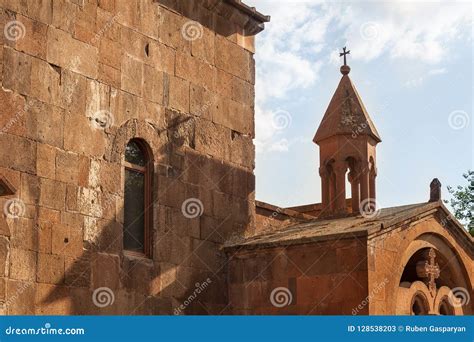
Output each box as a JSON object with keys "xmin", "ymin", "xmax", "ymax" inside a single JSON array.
[
  {"xmin": 313, "ymin": 74, "xmax": 381, "ymax": 144},
  {"xmin": 225, "ymin": 201, "xmax": 474, "ymax": 254}
]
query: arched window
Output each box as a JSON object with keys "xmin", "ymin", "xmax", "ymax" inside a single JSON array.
[{"xmin": 123, "ymin": 139, "xmax": 153, "ymax": 257}]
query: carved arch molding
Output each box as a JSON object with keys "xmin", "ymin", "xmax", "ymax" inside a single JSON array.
[{"xmin": 395, "ymin": 239, "xmax": 471, "ymax": 315}]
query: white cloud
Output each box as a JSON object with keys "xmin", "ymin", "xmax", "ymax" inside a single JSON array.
[{"xmin": 248, "ymin": 0, "xmax": 471, "ymax": 152}]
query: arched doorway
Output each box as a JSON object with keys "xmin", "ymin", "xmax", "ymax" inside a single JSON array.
[{"xmin": 396, "ymin": 244, "xmax": 470, "ymax": 315}]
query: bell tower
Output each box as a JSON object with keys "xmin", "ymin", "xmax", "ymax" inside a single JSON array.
[{"xmin": 314, "ymin": 47, "xmax": 381, "ymax": 217}]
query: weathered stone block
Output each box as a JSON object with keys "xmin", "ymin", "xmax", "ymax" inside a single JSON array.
[
  {"xmin": 121, "ymin": 54, "xmax": 144, "ymax": 96},
  {"xmin": 144, "ymin": 65, "xmax": 164, "ymax": 104},
  {"xmin": 10, "ymin": 218, "xmax": 37, "ymax": 251},
  {"xmin": 25, "ymin": 98, "xmax": 64, "ymax": 148},
  {"xmin": 47, "ymin": 26, "xmax": 98, "ymax": 78},
  {"xmin": 65, "ymin": 254, "xmax": 91, "ymax": 287},
  {"xmin": 2, "ymin": 48, "xmax": 32, "ymax": 95},
  {"xmin": 14, "ymin": 14, "xmax": 48, "ymax": 59},
  {"xmin": 39, "ymin": 178, "xmax": 66, "ymax": 211},
  {"xmin": 52, "ymin": 225, "xmax": 83, "ymax": 257},
  {"xmin": 37, "ymin": 253, "xmax": 64, "ymax": 284},
  {"xmin": 91, "ymin": 252, "xmax": 120, "ymax": 289},
  {"xmin": 52, "ymin": 0, "xmax": 78, "ymax": 33},
  {"xmin": 6, "ymin": 279, "xmax": 35, "ymax": 315},
  {"xmin": 0, "ymin": 134, "xmax": 36, "ymax": 173},
  {"xmin": 0, "ymin": 87, "xmax": 27, "ymax": 137},
  {"xmin": 27, "ymin": 0, "xmax": 53, "ymax": 24},
  {"xmin": 36, "ymin": 143, "xmax": 56, "ymax": 179},
  {"xmin": 9, "ymin": 248, "xmax": 36, "ymax": 281},
  {"xmin": 0, "ymin": 237, "xmax": 9, "ymax": 277}
]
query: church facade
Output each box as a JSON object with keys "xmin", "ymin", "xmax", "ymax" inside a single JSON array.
[{"xmin": 0, "ymin": 0, "xmax": 472, "ymax": 316}]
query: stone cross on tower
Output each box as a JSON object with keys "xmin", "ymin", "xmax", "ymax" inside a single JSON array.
[
  {"xmin": 416, "ymin": 248, "xmax": 440, "ymax": 295},
  {"xmin": 339, "ymin": 46, "xmax": 350, "ymax": 66}
]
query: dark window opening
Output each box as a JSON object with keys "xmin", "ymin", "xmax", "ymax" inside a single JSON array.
[{"xmin": 123, "ymin": 139, "xmax": 153, "ymax": 257}]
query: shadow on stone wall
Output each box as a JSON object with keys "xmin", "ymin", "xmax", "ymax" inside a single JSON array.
[{"xmin": 39, "ymin": 112, "xmax": 255, "ymax": 315}]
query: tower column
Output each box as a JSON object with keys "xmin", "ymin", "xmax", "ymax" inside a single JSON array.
[
  {"xmin": 360, "ymin": 161, "xmax": 370, "ymax": 206},
  {"xmin": 369, "ymin": 167, "xmax": 377, "ymax": 206},
  {"xmin": 349, "ymin": 173, "xmax": 360, "ymax": 213},
  {"xmin": 333, "ymin": 160, "xmax": 347, "ymax": 213},
  {"xmin": 319, "ymin": 167, "xmax": 330, "ymax": 214}
]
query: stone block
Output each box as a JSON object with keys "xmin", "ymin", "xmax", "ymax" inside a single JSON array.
[
  {"xmin": 63, "ymin": 113, "xmax": 107, "ymax": 158},
  {"xmin": 56, "ymin": 150, "xmax": 80, "ymax": 184},
  {"xmin": 25, "ymin": 98, "xmax": 64, "ymax": 148},
  {"xmin": 10, "ymin": 218, "xmax": 37, "ymax": 251},
  {"xmin": 58, "ymin": 68, "xmax": 87, "ymax": 111},
  {"xmin": 14, "ymin": 14, "xmax": 48, "ymax": 59},
  {"xmin": 0, "ymin": 87, "xmax": 27, "ymax": 137},
  {"xmin": 158, "ymin": 7, "xmax": 190, "ymax": 52},
  {"xmin": 98, "ymin": 63, "xmax": 120, "ymax": 89},
  {"xmin": 91, "ymin": 252, "xmax": 120, "ymax": 289},
  {"xmin": 0, "ymin": 134, "xmax": 36, "ymax": 173},
  {"xmin": 191, "ymin": 26, "xmax": 215, "ymax": 65},
  {"xmin": 194, "ymin": 119, "xmax": 231, "ymax": 161},
  {"xmin": 144, "ymin": 65, "xmax": 164, "ymax": 104},
  {"xmin": 36, "ymin": 143, "xmax": 56, "ymax": 179},
  {"xmin": 52, "ymin": 225, "xmax": 83, "ymax": 257},
  {"xmin": 30, "ymin": 58, "xmax": 61, "ymax": 103},
  {"xmin": 98, "ymin": 38, "xmax": 121, "ymax": 71},
  {"xmin": 2, "ymin": 47, "xmax": 32, "ymax": 95},
  {"xmin": 37, "ymin": 220, "xmax": 52, "ymax": 254},
  {"xmin": 0, "ymin": 236, "xmax": 9, "ymax": 277},
  {"xmin": 121, "ymin": 53, "xmax": 144, "ymax": 96},
  {"xmin": 77, "ymin": 187, "xmax": 102, "ymax": 218},
  {"xmin": 6, "ymin": 279, "xmax": 35, "ymax": 314},
  {"xmin": 27, "ymin": 0, "xmax": 53, "ymax": 24},
  {"xmin": 52, "ymin": 0, "xmax": 78, "ymax": 33},
  {"xmin": 37, "ymin": 253, "xmax": 64, "ymax": 284},
  {"xmin": 9, "ymin": 248, "xmax": 36, "ymax": 281},
  {"xmin": 148, "ymin": 41, "xmax": 175, "ymax": 75},
  {"xmin": 65, "ymin": 254, "xmax": 91, "ymax": 287},
  {"xmin": 47, "ymin": 26, "xmax": 98, "ymax": 78},
  {"xmin": 190, "ymin": 84, "xmax": 216, "ymax": 120},
  {"xmin": 39, "ymin": 178, "xmax": 66, "ymax": 211}
]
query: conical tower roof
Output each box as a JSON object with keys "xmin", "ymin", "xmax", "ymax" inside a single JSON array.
[{"xmin": 313, "ymin": 70, "xmax": 381, "ymax": 144}]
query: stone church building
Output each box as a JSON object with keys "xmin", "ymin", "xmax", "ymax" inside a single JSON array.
[{"xmin": 0, "ymin": 0, "xmax": 472, "ymax": 315}]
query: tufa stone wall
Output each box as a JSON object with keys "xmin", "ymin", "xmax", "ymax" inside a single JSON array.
[
  {"xmin": 227, "ymin": 238, "xmax": 369, "ymax": 314},
  {"xmin": 0, "ymin": 0, "xmax": 263, "ymax": 314}
]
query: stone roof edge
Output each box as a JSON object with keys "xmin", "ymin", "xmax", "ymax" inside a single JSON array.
[
  {"xmin": 223, "ymin": 230, "xmax": 369, "ymax": 253},
  {"xmin": 368, "ymin": 201, "xmax": 474, "ymax": 255},
  {"xmin": 225, "ymin": 0, "xmax": 271, "ymax": 23},
  {"xmin": 255, "ymin": 200, "xmax": 314, "ymax": 220}
]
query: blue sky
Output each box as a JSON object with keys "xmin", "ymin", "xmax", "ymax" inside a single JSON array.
[{"xmin": 246, "ymin": 0, "xmax": 473, "ymax": 210}]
